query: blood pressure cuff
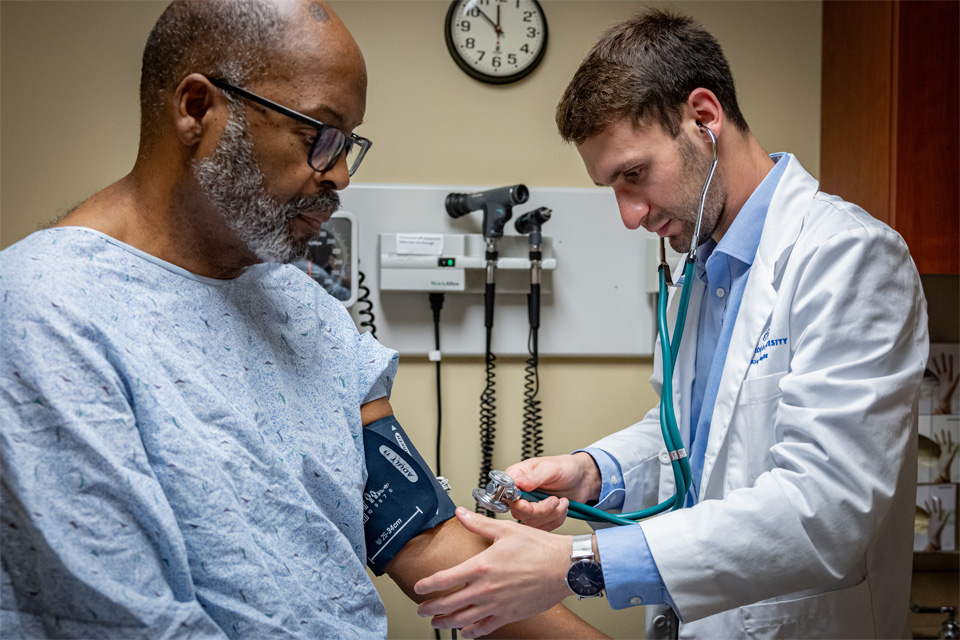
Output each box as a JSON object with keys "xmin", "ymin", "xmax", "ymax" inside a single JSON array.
[{"xmin": 362, "ymin": 415, "xmax": 456, "ymax": 575}]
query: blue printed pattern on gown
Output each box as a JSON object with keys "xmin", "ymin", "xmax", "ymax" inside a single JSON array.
[{"xmin": 0, "ymin": 227, "xmax": 398, "ymax": 639}]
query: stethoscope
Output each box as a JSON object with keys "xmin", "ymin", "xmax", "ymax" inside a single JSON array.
[{"xmin": 474, "ymin": 123, "xmax": 719, "ymax": 526}]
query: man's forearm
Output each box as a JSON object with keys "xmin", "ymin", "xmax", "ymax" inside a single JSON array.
[{"xmin": 384, "ymin": 518, "xmax": 607, "ymax": 639}]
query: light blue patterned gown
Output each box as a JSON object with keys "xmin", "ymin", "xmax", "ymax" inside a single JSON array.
[{"xmin": 0, "ymin": 227, "xmax": 399, "ymax": 639}]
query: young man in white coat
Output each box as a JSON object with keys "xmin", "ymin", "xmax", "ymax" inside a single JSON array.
[{"xmin": 414, "ymin": 9, "xmax": 930, "ymax": 639}]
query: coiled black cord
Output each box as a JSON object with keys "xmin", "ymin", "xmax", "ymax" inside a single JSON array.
[
  {"xmin": 429, "ymin": 293, "xmax": 445, "ymax": 476},
  {"xmin": 522, "ymin": 328, "xmax": 543, "ymax": 460},
  {"xmin": 477, "ymin": 327, "xmax": 497, "ymax": 516},
  {"xmin": 356, "ymin": 270, "xmax": 377, "ymax": 339}
]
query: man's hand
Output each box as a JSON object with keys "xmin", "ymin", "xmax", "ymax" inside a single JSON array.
[
  {"xmin": 414, "ymin": 507, "xmax": 573, "ymax": 639},
  {"xmin": 504, "ymin": 453, "xmax": 602, "ymax": 531}
]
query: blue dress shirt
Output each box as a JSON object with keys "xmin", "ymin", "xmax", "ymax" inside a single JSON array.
[{"xmin": 585, "ymin": 153, "xmax": 788, "ymax": 610}]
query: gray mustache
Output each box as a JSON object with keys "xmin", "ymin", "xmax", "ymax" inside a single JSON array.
[{"xmin": 286, "ymin": 191, "xmax": 341, "ymax": 219}]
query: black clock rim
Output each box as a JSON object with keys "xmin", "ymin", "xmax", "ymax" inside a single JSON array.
[{"xmin": 444, "ymin": 0, "xmax": 549, "ymax": 85}]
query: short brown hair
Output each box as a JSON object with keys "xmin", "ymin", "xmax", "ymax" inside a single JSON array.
[{"xmin": 556, "ymin": 8, "xmax": 749, "ymax": 144}]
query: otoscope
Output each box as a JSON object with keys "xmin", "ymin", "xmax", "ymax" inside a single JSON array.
[
  {"xmin": 445, "ymin": 184, "xmax": 530, "ymax": 513},
  {"xmin": 514, "ymin": 206, "xmax": 551, "ymax": 337},
  {"xmin": 515, "ymin": 207, "xmax": 552, "ymax": 460}
]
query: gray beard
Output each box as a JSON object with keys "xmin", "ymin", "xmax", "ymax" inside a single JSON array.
[{"xmin": 192, "ymin": 108, "xmax": 341, "ymax": 264}]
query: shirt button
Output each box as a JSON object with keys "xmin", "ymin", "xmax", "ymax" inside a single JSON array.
[
  {"xmin": 611, "ymin": 475, "xmax": 619, "ymax": 484},
  {"xmin": 630, "ymin": 597, "xmax": 643, "ymax": 605},
  {"xmin": 658, "ymin": 448, "xmax": 670, "ymax": 464},
  {"xmin": 716, "ymin": 288, "xmax": 726, "ymax": 298}
]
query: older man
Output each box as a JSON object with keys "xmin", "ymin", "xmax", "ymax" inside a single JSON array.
[{"xmin": 0, "ymin": 1, "xmax": 601, "ymax": 638}]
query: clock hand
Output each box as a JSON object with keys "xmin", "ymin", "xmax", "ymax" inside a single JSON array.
[{"xmin": 472, "ymin": 6, "xmax": 499, "ymax": 33}]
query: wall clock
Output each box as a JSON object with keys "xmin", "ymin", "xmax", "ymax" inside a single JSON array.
[{"xmin": 444, "ymin": 0, "xmax": 548, "ymax": 85}]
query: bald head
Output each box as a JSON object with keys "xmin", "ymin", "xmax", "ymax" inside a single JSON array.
[
  {"xmin": 268, "ymin": 0, "xmax": 366, "ymax": 97},
  {"xmin": 139, "ymin": 0, "xmax": 364, "ymax": 145}
]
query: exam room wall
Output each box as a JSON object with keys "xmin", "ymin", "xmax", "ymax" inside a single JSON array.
[{"xmin": 0, "ymin": 1, "xmax": 822, "ymax": 638}]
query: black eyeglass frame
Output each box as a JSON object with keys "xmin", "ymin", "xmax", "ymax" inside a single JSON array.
[{"xmin": 208, "ymin": 77, "xmax": 372, "ymax": 176}]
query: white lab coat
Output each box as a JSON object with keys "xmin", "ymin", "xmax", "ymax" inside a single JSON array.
[{"xmin": 590, "ymin": 155, "xmax": 929, "ymax": 638}]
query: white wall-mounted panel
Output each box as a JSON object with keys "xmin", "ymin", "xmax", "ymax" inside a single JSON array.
[{"xmin": 342, "ymin": 184, "xmax": 661, "ymax": 357}]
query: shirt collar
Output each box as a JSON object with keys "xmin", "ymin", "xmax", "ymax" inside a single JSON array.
[{"xmin": 710, "ymin": 152, "xmax": 788, "ymax": 267}]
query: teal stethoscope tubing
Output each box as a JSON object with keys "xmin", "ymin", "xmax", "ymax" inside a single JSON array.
[
  {"xmin": 522, "ymin": 124, "xmax": 718, "ymax": 526},
  {"xmin": 519, "ymin": 264, "xmax": 693, "ymax": 527}
]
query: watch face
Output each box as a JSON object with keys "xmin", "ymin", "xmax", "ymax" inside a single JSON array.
[
  {"xmin": 566, "ymin": 559, "xmax": 604, "ymax": 597},
  {"xmin": 445, "ymin": 0, "xmax": 548, "ymax": 84}
]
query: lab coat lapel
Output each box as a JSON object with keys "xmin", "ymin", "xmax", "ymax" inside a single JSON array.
[{"xmin": 698, "ymin": 155, "xmax": 818, "ymax": 498}]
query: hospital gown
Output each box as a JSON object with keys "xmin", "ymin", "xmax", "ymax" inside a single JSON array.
[{"xmin": 0, "ymin": 227, "xmax": 398, "ymax": 638}]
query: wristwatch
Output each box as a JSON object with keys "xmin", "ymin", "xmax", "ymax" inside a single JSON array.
[{"xmin": 565, "ymin": 534, "xmax": 605, "ymax": 599}]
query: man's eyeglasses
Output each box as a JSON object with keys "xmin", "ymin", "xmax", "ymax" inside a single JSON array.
[{"xmin": 208, "ymin": 77, "xmax": 372, "ymax": 177}]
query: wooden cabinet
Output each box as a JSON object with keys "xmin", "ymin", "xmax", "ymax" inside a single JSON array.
[{"xmin": 820, "ymin": 0, "xmax": 958, "ymax": 274}]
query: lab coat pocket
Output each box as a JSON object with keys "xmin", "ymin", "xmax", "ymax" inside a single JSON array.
[
  {"xmin": 739, "ymin": 371, "xmax": 787, "ymax": 405},
  {"xmin": 729, "ymin": 372, "xmax": 787, "ymax": 486},
  {"xmin": 738, "ymin": 577, "xmax": 876, "ymax": 639}
]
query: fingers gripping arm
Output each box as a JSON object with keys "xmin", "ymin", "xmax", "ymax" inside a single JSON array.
[
  {"xmin": 361, "ymin": 401, "xmax": 606, "ymax": 638},
  {"xmin": 412, "ymin": 509, "xmax": 602, "ymax": 639}
]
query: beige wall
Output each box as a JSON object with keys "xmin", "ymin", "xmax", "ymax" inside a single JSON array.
[{"xmin": 0, "ymin": 1, "xmax": 823, "ymax": 638}]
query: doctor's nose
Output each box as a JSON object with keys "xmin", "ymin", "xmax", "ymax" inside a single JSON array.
[{"xmin": 614, "ymin": 190, "xmax": 649, "ymax": 231}]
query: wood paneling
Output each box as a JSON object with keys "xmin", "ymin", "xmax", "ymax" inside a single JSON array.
[
  {"xmin": 893, "ymin": 0, "xmax": 959, "ymax": 274},
  {"xmin": 820, "ymin": 0, "xmax": 894, "ymax": 225},
  {"xmin": 821, "ymin": 0, "xmax": 959, "ymax": 274}
]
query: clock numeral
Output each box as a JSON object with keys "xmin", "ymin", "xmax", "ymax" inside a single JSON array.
[
  {"xmin": 492, "ymin": 56, "xmax": 501, "ymax": 68},
  {"xmin": 527, "ymin": 27, "xmax": 538, "ymax": 38},
  {"xmin": 508, "ymin": 53, "xmax": 517, "ymax": 65},
  {"xmin": 477, "ymin": 50, "xmax": 486, "ymax": 61},
  {"xmin": 468, "ymin": 7, "xmax": 480, "ymax": 17},
  {"xmin": 460, "ymin": 20, "xmax": 471, "ymax": 32},
  {"xmin": 464, "ymin": 38, "xmax": 476, "ymax": 49},
  {"xmin": 520, "ymin": 44, "xmax": 530, "ymax": 54},
  {"xmin": 523, "ymin": 10, "xmax": 534, "ymax": 22}
]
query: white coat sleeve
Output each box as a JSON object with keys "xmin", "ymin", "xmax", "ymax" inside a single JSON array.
[{"xmin": 637, "ymin": 225, "xmax": 928, "ymax": 621}]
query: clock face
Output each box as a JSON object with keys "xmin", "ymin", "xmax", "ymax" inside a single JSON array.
[{"xmin": 445, "ymin": 0, "xmax": 548, "ymax": 84}]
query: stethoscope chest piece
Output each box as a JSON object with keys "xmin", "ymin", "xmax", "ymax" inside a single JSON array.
[{"xmin": 473, "ymin": 470, "xmax": 520, "ymax": 513}]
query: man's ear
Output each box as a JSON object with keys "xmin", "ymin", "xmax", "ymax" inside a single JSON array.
[
  {"xmin": 685, "ymin": 87, "xmax": 724, "ymax": 139},
  {"xmin": 172, "ymin": 73, "xmax": 220, "ymax": 147}
]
